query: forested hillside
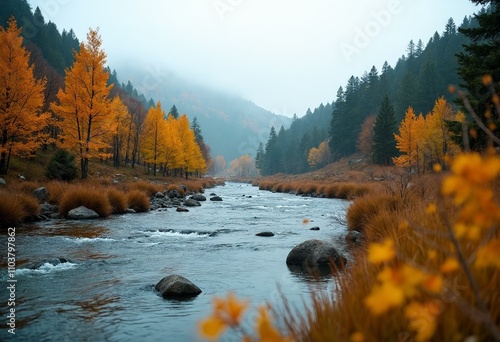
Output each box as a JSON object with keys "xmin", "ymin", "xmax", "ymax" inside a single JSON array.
[{"xmin": 257, "ymin": 14, "xmax": 480, "ymax": 176}]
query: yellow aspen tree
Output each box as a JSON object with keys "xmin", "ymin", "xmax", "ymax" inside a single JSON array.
[
  {"xmin": 108, "ymin": 96, "xmax": 131, "ymax": 167},
  {"xmin": 393, "ymin": 107, "xmax": 418, "ymax": 172},
  {"xmin": 164, "ymin": 113, "xmax": 183, "ymax": 175},
  {"xmin": 141, "ymin": 102, "xmax": 167, "ymax": 176},
  {"xmin": 51, "ymin": 28, "xmax": 115, "ymax": 179},
  {"xmin": 177, "ymin": 114, "xmax": 206, "ymax": 178},
  {"xmin": 413, "ymin": 113, "xmax": 427, "ymax": 174},
  {"xmin": 425, "ymin": 97, "xmax": 459, "ymax": 167},
  {"xmin": 0, "ymin": 18, "xmax": 48, "ymax": 174}
]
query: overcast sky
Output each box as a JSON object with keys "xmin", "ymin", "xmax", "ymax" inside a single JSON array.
[{"xmin": 28, "ymin": 0, "xmax": 480, "ymax": 117}]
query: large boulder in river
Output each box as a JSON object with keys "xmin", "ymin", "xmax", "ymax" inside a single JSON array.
[
  {"xmin": 286, "ymin": 239, "xmax": 346, "ymax": 269},
  {"xmin": 67, "ymin": 206, "xmax": 99, "ymax": 220},
  {"xmin": 155, "ymin": 275, "xmax": 202, "ymax": 298},
  {"xmin": 190, "ymin": 194, "xmax": 206, "ymax": 201}
]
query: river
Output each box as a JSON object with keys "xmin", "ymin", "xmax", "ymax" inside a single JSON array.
[{"xmin": 1, "ymin": 182, "xmax": 350, "ymax": 341}]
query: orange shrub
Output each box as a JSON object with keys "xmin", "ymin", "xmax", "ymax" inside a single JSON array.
[
  {"xmin": 346, "ymin": 193, "xmax": 399, "ymax": 234},
  {"xmin": 127, "ymin": 190, "xmax": 150, "ymax": 212},
  {"xmin": 107, "ymin": 188, "xmax": 128, "ymax": 214},
  {"xmin": 131, "ymin": 180, "xmax": 160, "ymax": 196},
  {"xmin": 0, "ymin": 192, "xmax": 26, "ymax": 228},
  {"xmin": 46, "ymin": 181, "xmax": 69, "ymax": 204},
  {"xmin": 59, "ymin": 185, "xmax": 112, "ymax": 218}
]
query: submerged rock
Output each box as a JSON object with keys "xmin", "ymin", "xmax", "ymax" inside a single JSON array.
[
  {"xmin": 176, "ymin": 207, "xmax": 189, "ymax": 212},
  {"xmin": 310, "ymin": 227, "xmax": 320, "ymax": 231},
  {"xmin": 210, "ymin": 196, "xmax": 223, "ymax": 201},
  {"xmin": 67, "ymin": 206, "xmax": 99, "ymax": 220},
  {"xmin": 155, "ymin": 275, "xmax": 202, "ymax": 298},
  {"xmin": 286, "ymin": 239, "xmax": 346, "ymax": 269},
  {"xmin": 256, "ymin": 231, "xmax": 274, "ymax": 237}
]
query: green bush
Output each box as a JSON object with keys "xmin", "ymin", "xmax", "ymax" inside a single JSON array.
[{"xmin": 45, "ymin": 149, "xmax": 78, "ymax": 181}]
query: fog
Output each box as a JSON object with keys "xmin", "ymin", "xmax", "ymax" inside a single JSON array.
[{"xmin": 28, "ymin": 0, "xmax": 479, "ymax": 117}]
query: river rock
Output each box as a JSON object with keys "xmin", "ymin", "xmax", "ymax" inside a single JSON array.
[
  {"xmin": 176, "ymin": 207, "xmax": 189, "ymax": 212},
  {"xmin": 310, "ymin": 227, "xmax": 320, "ymax": 231},
  {"xmin": 184, "ymin": 199, "xmax": 201, "ymax": 207},
  {"xmin": 256, "ymin": 231, "xmax": 274, "ymax": 237},
  {"xmin": 286, "ymin": 239, "xmax": 346, "ymax": 269},
  {"xmin": 210, "ymin": 196, "xmax": 223, "ymax": 201},
  {"xmin": 155, "ymin": 191, "xmax": 165, "ymax": 198},
  {"xmin": 67, "ymin": 206, "xmax": 99, "ymax": 220},
  {"xmin": 167, "ymin": 190, "xmax": 182, "ymax": 198},
  {"xmin": 0, "ymin": 178, "xmax": 6, "ymax": 186},
  {"xmin": 346, "ymin": 230, "xmax": 363, "ymax": 244},
  {"xmin": 155, "ymin": 275, "xmax": 202, "ymax": 298},
  {"xmin": 190, "ymin": 194, "xmax": 206, "ymax": 201},
  {"xmin": 33, "ymin": 187, "xmax": 49, "ymax": 202}
]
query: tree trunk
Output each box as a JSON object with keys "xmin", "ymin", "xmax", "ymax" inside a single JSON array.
[{"xmin": 81, "ymin": 157, "xmax": 89, "ymax": 179}]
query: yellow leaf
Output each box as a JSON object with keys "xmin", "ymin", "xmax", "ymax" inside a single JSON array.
[
  {"xmin": 199, "ymin": 316, "xmax": 226, "ymax": 340},
  {"xmin": 475, "ymin": 240, "xmax": 500, "ymax": 269},
  {"xmin": 365, "ymin": 282, "xmax": 405, "ymax": 315},
  {"xmin": 440, "ymin": 258, "xmax": 460, "ymax": 273},
  {"xmin": 405, "ymin": 301, "xmax": 438, "ymax": 341},
  {"xmin": 367, "ymin": 239, "xmax": 396, "ymax": 265},
  {"xmin": 255, "ymin": 306, "xmax": 289, "ymax": 342},
  {"xmin": 425, "ymin": 203, "xmax": 437, "ymax": 215},
  {"xmin": 423, "ymin": 274, "xmax": 444, "ymax": 294},
  {"xmin": 213, "ymin": 292, "xmax": 249, "ymax": 326}
]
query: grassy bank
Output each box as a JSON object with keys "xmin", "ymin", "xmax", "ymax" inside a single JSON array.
[{"xmin": 200, "ymin": 153, "xmax": 500, "ymax": 341}]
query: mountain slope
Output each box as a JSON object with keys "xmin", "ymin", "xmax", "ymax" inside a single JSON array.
[{"xmin": 118, "ymin": 67, "xmax": 292, "ymax": 163}]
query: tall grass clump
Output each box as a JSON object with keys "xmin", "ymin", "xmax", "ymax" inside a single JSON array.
[
  {"xmin": 127, "ymin": 190, "xmax": 150, "ymax": 212},
  {"xmin": 59, "ymin": 185, "xmax": 112, "ymax": 218},
  {"xmin": 46, "ymin": 181, "xmax": 69, "ymax": 204},
  {"xmin": 131, "ymin": 180, "xmax": 160, "ymax": 196},
  {"xmin": 107, "ymin": 188, "xmax": 128, "ymax": 214},
  {"xmin": 346, "ymin": 193, "xmax": 400, "ymax": 235},
  {"xmin": 0, "ymin": 192, "xmax": 40, "ymax": 228}
]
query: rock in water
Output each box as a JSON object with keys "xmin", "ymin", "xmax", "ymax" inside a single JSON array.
[
  {"xmin": 210, "ymin": 196, "xmax": 223, "ymax": 201},
  {"xmin": 67, "ymin": 206, "xmax": 99, "ymax": 220},
  {"xmin": 190, "ymin": 194, "xmax": 207, "ymax": 201},
  {"xmin": 184, "ymin": 199, "xmax": 201, "ymax": 207},
  {"xmin": 155, "ymin": 275, "xmax": 202, "ymax": 298},
  {"xmin": 176, "ymin": 207, "xmax": 189, "ymax": 212},
  {"xmin": 310, "ymin": 227, "xmax": 320, "ymax": 231},
  {"xmin": 256, "ymin": 231, "xmax": 274, "ymax": 237},
  {"xmin": 286, "ymin": 239, "xmax": 346, "ymax": 269}
]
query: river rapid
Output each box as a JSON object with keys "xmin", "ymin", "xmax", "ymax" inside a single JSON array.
[{"xmin": 1, "ymin": 182, "xmax": 350, "ymax": 341}]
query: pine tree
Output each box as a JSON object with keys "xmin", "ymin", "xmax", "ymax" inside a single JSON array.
[
  {"xmin": 51, "ymin": 28, "xmax": 115, "ymax": 179},
  {"xmin": 456, "ymin": 0, "xmax": 500, "ymax": 150},
  {"xmin": 169, "ymin": 105, "xmax": 179, "ymax": 119},
  {"xmin": 372, "ymin": 96, "xmax": 398, "ymax": 165},
  {"xmin": 0, "ymin": 18, "xmax": 48, "ymax": 174}
]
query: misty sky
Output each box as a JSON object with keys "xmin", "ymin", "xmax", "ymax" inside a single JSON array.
[{"xmin": 28, "ymin": 0, "xmax": 479, "ymax": 117}]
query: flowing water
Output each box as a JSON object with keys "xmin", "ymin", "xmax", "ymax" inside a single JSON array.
[{"xmin": 1, "ymin": 182, "xmax": 350, "ymax": 341}]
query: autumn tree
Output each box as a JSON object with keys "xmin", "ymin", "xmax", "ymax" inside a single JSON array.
[
  {"xmin": 0, "ymin": 18, "xmax": 48, "ymax": 174},
  {"xmin": 393, "ymin": 106, "xmax": 430, "ymax": 173},
  {"xmin": 372, "ymin": 96, "xmax": 398, "ymax": 165},
  {"xmin": 141, "ymin": 102, "xmax": 167, "ymax": 176},
  {"xmin": 229, "ymin": 155, "xmax": 257, "ymax": 177},
  {"xmin": 176, "ymin": 114, "xmax": 206, "ymax": 178},
  {"xmin": 51, "ymin": 28, "xmax": 115, "ymax": 179},
  {"xmin": 357, "ymin": 115, "xmax": 376, "ymax": 157},
  {"xmin": 108, "ymin": 96, "xmax": 131, "ymax": 168},
  {"xmin": 210, "ymin": 155, "xmax": 227, "ymax": 176},
  {"xmin": 163, "ymin": 113, "xmax": 183, "ymax": 175},
  {"xmin": 423, "ymin": 97, "xmax": 459, "ymax": 166},
  {"xmin": 307, "ymin": 141, "xmax": 331, "ymax": 169}
]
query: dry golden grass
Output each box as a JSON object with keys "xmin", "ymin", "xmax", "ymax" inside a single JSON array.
[
  {"xmin": 279, "ymin": 172, "xmax": 500, "ymax": 341},
  {"xmin": 107, "ymin": 188, "xmax": 128, "ymax": 214},
  {"xmin": 127, "ymin": 190, "xmax": 150, "ymax": 212},
  {"xmin": 130, "ymin": 180, "xmax": 160, "ymax": 197},
  {"xmin": 0, "ymin": 191, "xmax": 41, "ymax": 228},
  {"xmin": 59, "ymin": 185, "xmax": 112, "ymax": 218},
  {"xmin": 46, "ymin": 181, "xmax": 69, "ymax": 205}
]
